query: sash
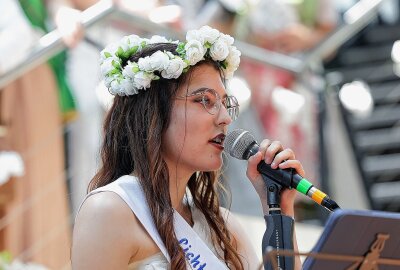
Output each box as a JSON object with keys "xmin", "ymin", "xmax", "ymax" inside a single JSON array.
[{"xmin": 80, "ymin": 175, "xmax": 228, "ymax": 269}]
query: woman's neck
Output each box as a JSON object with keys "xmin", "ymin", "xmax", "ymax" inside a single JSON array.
[{"xmin": 167, "ymin": 164, "xmax": 194, "ymax": 210}]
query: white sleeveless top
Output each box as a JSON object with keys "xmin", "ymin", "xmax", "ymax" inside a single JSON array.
[
  {"xmin": 128, "ymin": 205, "xmax": 216, "ymax": 269},
  {"xmin": 82, "ymin": 175, "xmax": 222, "ymax": 270}
]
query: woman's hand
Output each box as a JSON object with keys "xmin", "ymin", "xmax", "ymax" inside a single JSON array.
[{"xmin": 246, "ymin": 139, "xmax": 305, "ymax": 217}]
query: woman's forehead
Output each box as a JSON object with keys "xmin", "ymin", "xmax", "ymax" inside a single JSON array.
[{"xmin": 179, "ymin": 65, "xmax": 226, "ymax": 95}]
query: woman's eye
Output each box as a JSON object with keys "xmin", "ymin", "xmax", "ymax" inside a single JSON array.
[{"xmin": 202, "ymin": 97, "xmax": 211, "ymax": 105}]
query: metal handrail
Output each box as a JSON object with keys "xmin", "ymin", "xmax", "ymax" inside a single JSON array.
[
  {"xmin": 0, "ymin": 0, "xmax": 385, "ymax": 89},
  {"xmin": 111, "ymin": 9, "xmax": 183, "ymax": 40},
  {"xmin": 111, "ymin": 9, "xmax": 306, "ymax": 73},
  {"xmin": 304, "ymin": 0, "xmax": 384, "ymax": 67},
  {"xmin": 0, "ymin": 0, "xmax": 115, "ymax": 89},
  {"xmin": 0, "ymin": 1, "xmax": 307, "ymax": 89}
]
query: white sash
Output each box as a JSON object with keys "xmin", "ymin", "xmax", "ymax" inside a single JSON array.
[{"xmin": 80, "ymin": 175, "xmax": 228, "ymax": 269}]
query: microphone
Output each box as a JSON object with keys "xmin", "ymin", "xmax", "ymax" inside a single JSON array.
[{"xmin": 224, "ymin": 129, "xmax": 340, "ymax": 212}]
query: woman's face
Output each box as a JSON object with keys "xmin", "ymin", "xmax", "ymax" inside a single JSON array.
[{"xmin": 162, "ymin": 64, "xmax": 232, "ymax": 175}]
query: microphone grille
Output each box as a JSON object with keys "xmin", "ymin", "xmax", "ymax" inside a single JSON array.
[{"xmin": 224, "ymin": 129, "xmax": 256, "ymax": 160}]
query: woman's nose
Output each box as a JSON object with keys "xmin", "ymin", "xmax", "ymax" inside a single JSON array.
[{"xmin": 216, "ymin": 103, "xmax": 232, "ymax": 126}]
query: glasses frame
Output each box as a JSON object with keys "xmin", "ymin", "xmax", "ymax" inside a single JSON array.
[{"xmin": 176, "ymin": 88, "xmax": 239, "ymax": 121}]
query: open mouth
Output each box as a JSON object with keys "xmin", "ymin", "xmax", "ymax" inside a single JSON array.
[{"xmin": 209, "ymin": 133, "xmax": 226, "ymax": 147}]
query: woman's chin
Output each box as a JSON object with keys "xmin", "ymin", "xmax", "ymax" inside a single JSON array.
[{"xmin": 208, "ymin": 157, "xmax": 223, "ymax": 171}]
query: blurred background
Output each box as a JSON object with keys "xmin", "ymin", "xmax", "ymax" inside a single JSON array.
[{"xmin": 1, "ymin": 0, "xmax": 400, "ymax": 268}]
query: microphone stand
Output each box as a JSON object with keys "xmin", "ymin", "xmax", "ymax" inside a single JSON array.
[{"xmin": 262, "ymin": 174, "xmax": 295, "ymax": 270}]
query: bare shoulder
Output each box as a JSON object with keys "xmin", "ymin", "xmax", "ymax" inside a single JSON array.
[
  {"xmin": 74, "ymin": 191, "xmax": 141, "ymax": 237},
  {"xmin": 72, "ymin": 192, "xmax": 141, "ymax": 269}
]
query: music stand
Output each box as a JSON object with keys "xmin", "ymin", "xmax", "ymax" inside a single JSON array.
[{"xmin": 262, "ymin": 209, "xmax": 400, "ymax": 270}]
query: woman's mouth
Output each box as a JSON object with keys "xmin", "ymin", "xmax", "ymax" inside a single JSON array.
[{"xmin": 209, "ymin": 134, "xmax": 226, "ymax": 150}]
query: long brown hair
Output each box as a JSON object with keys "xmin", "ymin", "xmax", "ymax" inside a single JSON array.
[{"xmin": 89, "ymin": 43, "xmax": 244, "ymax": 269}]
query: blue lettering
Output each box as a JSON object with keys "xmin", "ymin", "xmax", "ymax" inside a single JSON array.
[
  {"xmin": 179, "ymin": 238, "xmax": 188, "ymax": 245},
  {"xmin": 198, "ymin": 263, "xmax": 207, "ymax": 270},
  {"xmin": 191, "ymin": 255, "xmax": 201, "ymax": 268},
  {"xmin": 183, "ymin": 245, "xmax": 192, "ymax": 253},
  {"xmin": 185, "ymin": 252, "xmax": 194, "ymax": 260},
  {"xmin": 179, "ymin": 238, "xmax": 206, "ymax": 269}
]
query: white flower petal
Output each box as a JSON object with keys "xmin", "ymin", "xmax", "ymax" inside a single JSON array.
[
  {"xmin": 161, "ymin": 58, "xmax": 187, "ymax": 79},
  {"xmin": 133, "ymin": 71, "xmax": 155, "ymax": 89},
  {"xmin": 186, "ymin": 29, "xmax": 205, "ymax": 44},
  {"xmin": 184, "ymin": 40, "xmax": 206, "ymax": 65},
  {"xmin": 149, "ymin": 35, "xmax": 170, "ymax": 44},
  {"xmin": 210, "ymin": 38, "xmax": 229, "ymax": 61},
  {"xmin": 198, "ymin": 25, "xmax": 220, "ymax": 44}
]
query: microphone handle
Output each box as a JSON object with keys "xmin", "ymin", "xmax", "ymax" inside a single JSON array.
[{"xmin": 246, "ymin": 143, "xmax": 340, "ymax": 212}]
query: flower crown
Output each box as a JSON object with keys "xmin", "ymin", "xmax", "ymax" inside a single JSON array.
[{"xmin": 100, "ymin": 26, "xmax": 241, "ymax": 96}]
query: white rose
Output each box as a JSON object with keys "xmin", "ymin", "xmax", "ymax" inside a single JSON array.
[
  {"xmin": 138, "ymin": 51, "xmax": 169, "ymax": 72},
  {"xmin": 110, "ymin": 79, "xmax": 124, "ymax": 95},
  {"xmin": 219, "ymin": 33, "xmax": 234, "ymax": 46},
  {"xmin": 186, "ymin": 29, "xmax": 204, "ymax": 44},
  {"xmin": 104, "ymin": 74, "xmax": 116, "ymax": 88},
  {"xmin": 100, "ymin": 57, "xmax": 120, "ymax": 77},
  {"xmin": 165, "ymin": 51, "xmax": 175, "ymax": 59},
  {"xmin": 100, "ymin": 42, "xmax": 119, "ymax": 60},
  {"xmin": 198, "ymin": 25, "xmax": 220, "ymax": 44},
  {"xmin": 122, "ymin": 62, "xmax": 136, "ymax": 79},
  {"xmin": 161, "ymin": 58, "xmax": 187, "ymax": 79},
  {"xmin": 184, "ymin": 40, "xmax": 206, "ymax": 65},
  {"xmin": 224, "ymin": 68, "xmax": 235, "ymax": 80},
  {"xmin": 226, "ymin": 46, "xmax": 241, "ymax": 69},
  {"xmin": 209, "ymin": 38, "xmax": 229, "ymax": 61},
  {"xmin": 224, "ymin": 47, "xmax": 241, "ymax": 79},
  {"xmin": 120, "ymin": 78, "xmax": 138, "ymax": 95},
  {"xmin": 120, "ymin": 34, "xmax": 143, "ymax": 50},
  {"xmin": 149, "ymin": 35, "xmax": 169, "ymax": 44},
  {"xmin": 133, "ymin": 71, "xmax": 155, "ymax": 89}
]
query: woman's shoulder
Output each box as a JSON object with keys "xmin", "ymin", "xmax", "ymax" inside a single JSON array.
[
  {"xmin": 72, "ymin": 192, "xmax": 142, "ymax": 268},
  {"xmin": 74, "ymin": 191, "xmax": 141, "ymax": 245},
  {"xmin": 74, "ymin": 190, "xmax": 153, "ymax": 243},
  {"xmin": 77, "ymin": 191, "xmax": 136, "ymax": 225},
  {"xmin": 73, "ymin": 191, "xmax": 164, "ymax": 267}
]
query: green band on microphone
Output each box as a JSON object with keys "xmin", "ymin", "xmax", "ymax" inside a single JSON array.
[{"xmin": 296, "ymin": 178, "xmax": 312, "ymax": 195}]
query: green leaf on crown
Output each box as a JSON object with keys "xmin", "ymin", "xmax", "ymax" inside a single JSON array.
[
  {"xmin": 176, "ymin": 42, "xmax": 186, "ymax": 57},
  {"xmin": 116, "ymin": 47, "xmax": 125, "ymax": 58},
  {"xmin": 220, "ymin": 60, "xmax": 227, "ymax": 69},
  {"xmin": 123, "ymin": 46, "xmax": 139, "ymax": 59},
  {"xmin": 132, "ymin": 66, "xmax": 140, "ymax": 73},
  {"xmin": 111, "ymin": 59, "xmax": 121, "ymax": 69}
]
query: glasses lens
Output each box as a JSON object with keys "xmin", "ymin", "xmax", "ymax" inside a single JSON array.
[
  {"xmin": 202, "ymin": 89, "xmax": 219, "ymax": 114},
  {"xmin": 224, "ymin": 96, "xmax": 239, "ymax": 121}
]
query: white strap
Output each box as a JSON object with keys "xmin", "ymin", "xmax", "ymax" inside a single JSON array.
[
  {"xmin": 82, "ymin": 176, "xmax": 228, "ymax": 269},
  {"xmin": 173, "ymin": 210, "xmax": 229, "ymax": 269}
]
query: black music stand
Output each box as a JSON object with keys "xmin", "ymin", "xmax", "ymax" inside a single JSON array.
[
  {"xmin": 303, "ymin": 209, "xmax": 400, "ymax": 269},
  {"xmin": 262, "ymin": 209, "xmax": 400, "ymax": 270}
]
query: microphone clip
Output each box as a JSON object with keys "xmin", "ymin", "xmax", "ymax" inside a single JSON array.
[{"xmin": 263, "ymin": 174, "xmax": 284, "ymax": 212}]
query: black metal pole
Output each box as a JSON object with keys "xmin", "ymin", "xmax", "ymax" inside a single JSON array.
[{"xmin": 262, "ymin": 175, "xmax": 295, "ymax": 270}]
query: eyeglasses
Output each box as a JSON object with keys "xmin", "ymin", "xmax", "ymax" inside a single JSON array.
[{"xmin": 176, "ymin": 88, "xmax": 239, "ymax": 121}]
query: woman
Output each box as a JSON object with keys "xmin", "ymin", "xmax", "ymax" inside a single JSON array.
[{"xmin": 71, "ymin": 26, "xmax": 304, "ymax": 269}]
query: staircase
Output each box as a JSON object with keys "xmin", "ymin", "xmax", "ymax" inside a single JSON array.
[{"xmin": 324, "ymin": 22, "xmax": 400, "ymax": 212}]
